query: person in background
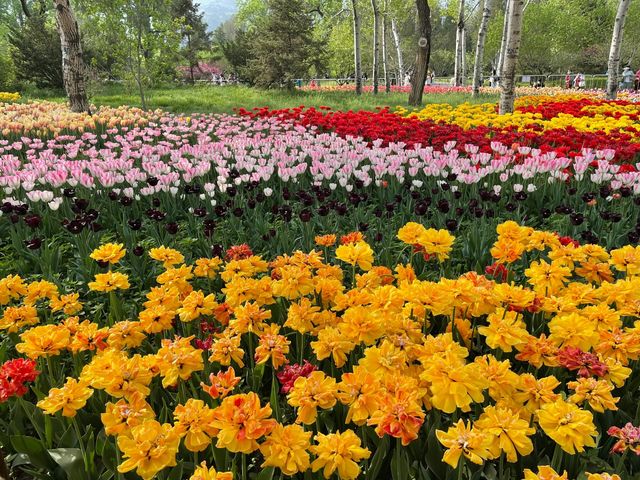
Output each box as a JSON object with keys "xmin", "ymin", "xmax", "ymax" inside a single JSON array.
[
  {"xmin": 565, "ymin": 70, "xmax": 572, "ymax": 89},
  {"xmin": 634, "ymin": 67, "xmax": 640, "ymax": 91},
  {"xmin": 622, "ymin": 66, "xmax": 634, "ymax": 90},
  {"xmin": 574, "ymin": 73, "xmax": 585, "ymax": 90}
]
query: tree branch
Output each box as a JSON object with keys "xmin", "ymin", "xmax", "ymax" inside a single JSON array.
[{"xmin": 19, "ymin": 0, "xmax": 31, "ymax": 18}]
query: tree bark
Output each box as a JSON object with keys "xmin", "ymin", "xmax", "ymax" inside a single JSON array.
[
  {"xmin": 606, "ymin": 0, "xmax": 632, "ymax": 100},
  {"xmin": 499, "ymin": 0, "xmax": 524, "ymax": 114},
  {"xmin": 381, "ymin": 0, "xmax": 390, "ymax": 92},
  {"xmin": 408, "ymin": 0, "xmax": 431, "ymax": 106},
  {"xmin": 496, "ymin": 0, "xmax": 510, "ymax": 79},
  {"xmin": 351, "ymin": 0, "xmax": 363, "ymax": 95},
  {"xmin": 20, "ymin": 0, "xmax": 32, "ymax": 17},
  {"xmin": 454, "ymin": 0, "xmax": 465, "ymax": 86},
  {"xmin": 371, "ymin": 0, "xmax": 380, "ymax": 94},
  {"xmin": 472, "ymin": 0, "xmax": 493, "ymax": 96},
  {"xmin": 53, "ymin": 0, "xmax": 90, "ymax": 113},
  {"xmin": 391, "ymin": 17, "xmax": 405, "ymax": 86}
]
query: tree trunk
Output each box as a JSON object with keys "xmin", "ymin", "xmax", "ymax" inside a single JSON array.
[
  {"xmin": 606, "ymin": 0, "xmax": 632, "ymax": 100},
  {"xmin": 371, "ymin": 0, "xmax": 380, "ymax": 94},
  {"xmin": 135, "ymin": 14, "xmax": 148, "ymax": 110},
  {"xmin": 497, "ymin": 0, "xmax": 510, "ymax": 79},
  {"xmin": 20, "ymin": 0, "xmax": 32, "ymax": 17},
  {"xmin": 499, "ymin": 0, "xmax": 524, "ymax": 114},
  {"xmin": 382, "ymin": 0, "xmax": 390, "ymax": 92},
  {"xmin": 472, "ymin": 0, "xmax": 493, "ymax": 96},
  {"xmin": 351, "ymin": 0, "xmax": 363, "ymax": 95},
  {"xmin": 461, "ymin": 26, "xmax": 466, "ymax": 84},
  {"xmin": 454, "ymin": 0, "xmax": 465, "ymax": 86},
  {"xmin": 53, "ymin": 0, "xmax": 90, "ymax": 113},
  {"xmin": 408, "ymin": 0, "xmax": 431, "ymax": 106},
  {"xmin": 391, "ymin": 17, "xmax": 405, "ymax": 86}
]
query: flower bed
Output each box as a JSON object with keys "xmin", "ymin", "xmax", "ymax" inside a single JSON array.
[
  {"xmin": 2, "ymin": 221, "xmax": 640, "ymax": 480},
  {"xmin": 1, "ymin": 98, "xmax": 640, "ymax": 480},
  {"xmin": 0, "ymin": 92, "xmax": 20, "ymax": 103},
  {"xmin": 246, "ymin": 95, "xmax": 640, "ymax": 163}
]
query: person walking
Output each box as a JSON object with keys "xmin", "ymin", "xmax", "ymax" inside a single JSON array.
[
  {"xmin": 565, "ymin": 70, "xmax": 572, "ymax": 89},
  {"xmin": 635, "ymin": 67, "xmax": 640, "ymax": 91},
  {"xmin": 622, "ymin": 66, "xmax": 634, "ymax": 90}
]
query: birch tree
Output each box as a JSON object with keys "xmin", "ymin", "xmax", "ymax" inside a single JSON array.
[
  {"xmin": 53, "ymin": 0, "xmax": 89, "ymax": 113},
  {"xmin": 351, "ymin": 0, "xmax": 363, "ymax": 95},
  {"xmin": 391, "ymin": 17, "xmax": 404, "ymax": 85},
  {"xmin": 371, "ymin": 0, "xmax": 380, "ymax": 93},
  {"xmin": 472, "ymin": 0, "xmax": 493, "ymax": 96},
  {"xmin": 499, "ymin": 0, "xmax": 524, "ymax": 114},
  {"xmin": 496, "ymin": 0, "xmax": 510, "ymax": 78},
  {"xmin": 454, "ymin": 0, "xmax": 465, "ymax": 86},
  {"xmin": 408, "ymin": 0, "xmax": 431, "ymax": 106},
  {"xmin": 381, "ymin": 0, "xmax": 390, "ymax": 92},
  {"xmin": 606, "ymin": 0, "xmax": 632, "ymax": 100}
]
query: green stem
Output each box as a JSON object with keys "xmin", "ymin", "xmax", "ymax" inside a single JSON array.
[
  {"xmin": 71, "ymin": 416, "xmax": 90, "ymax": 479},
  {"xmin": 114, "ymin": 437, "xmax": 124, "ymax": 480},
  {"xmin": 17, "ymin": 396, "xmax": 45, "ymax": 443},
  {"xmin": 457, "ymin": 456, "xmax": 465, "ymax": 480},
  {"xmin": 241, "ymin": 453, "xmax": 247, "ymax": 479}
]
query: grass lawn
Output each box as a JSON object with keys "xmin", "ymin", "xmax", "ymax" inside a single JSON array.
[{"xmin": 25, "ymin": 84, "xmax": 500, "ymax": 114}]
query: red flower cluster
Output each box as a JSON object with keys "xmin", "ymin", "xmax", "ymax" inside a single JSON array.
[
  {"xmin": 516, "ymin": 97, "xmax": 640, "ymax": 121},
  {"xmin": 0, "ymin": 358, "xmax": 40, "ymax": 402},
  {"xmin": 242, "ymin": 106, "xmax": 640, "ymax": 164},
  {"xmin": 608, "ymin": 423, "xmax": 640, "ymax": 455},
  {"xmin": 276, "ymin": 360, "xmax": 317, "ymax": 394},
  {"xmin": 225, "ymin": 243, "xmax": 254, "ymax": 261},
  {"xmin": 556, "ymin": 346, "xmax": 609, "ymax": 378},
  {"xmin": 485, "ymin": 262, "xmax": 509, "ymax": 282},
  {"xmin": 556, "ymin": 234, "xmax": 580, "ymax": 248}
]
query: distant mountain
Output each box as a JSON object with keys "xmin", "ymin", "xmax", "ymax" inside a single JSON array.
[{"xmin": 199, "ymin": 0, "xmax": 237, "ymax": 30}]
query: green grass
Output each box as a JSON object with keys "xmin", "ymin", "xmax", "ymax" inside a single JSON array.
[{"xmin": 25, "ymin": 84, "xmax": 500, "ymax": 114}]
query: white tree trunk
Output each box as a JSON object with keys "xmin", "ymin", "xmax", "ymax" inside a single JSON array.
[
  {"xmin": 497, "ymin": 0, "xmax": 510, "ymax": 78},
  {"xmin": 454, "ymin": 0, "xmax": 465, "ymax": 86},
  {"xmin": 391, "ymin": 17, "xmax": 405, "ymax": 85},
  {"xmin": 461, "ymin": 26, "xmax": 466, "ymax": 84},
  {"xmin": 351, "ymin": 0, "xmax": 363, "ymax": 95},
  {"xmin": 53, "ymin": 0, "xmax": 90, "ymax": 113},
  {"xmin": 382, "ymin": 0, "xmax": 390, "ymax": 92},
  {"xmin": 606, "ymin": 0, "xmax": 632, "ymax": 100},
  {"xmin": 499, "ymin": 0, "xmax": 524, "ymax": 114},
  {"xmin": 472, "ymin": 0, "xmax": 493, "ymax": 96},
  {"xmin": 371, "ymin": 0, "xmax": 380, "ymax": 94}
]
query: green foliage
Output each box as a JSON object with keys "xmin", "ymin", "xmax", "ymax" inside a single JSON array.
[
  {"xmin": 26, "ymin": 84, "xmax": 499, "ymax": 114},
  {"xmin": 7, "ymin": 14, "xmax": 63, "ymax": 89},
  {"xmin": 215, "ymin": 26, "xmax": 255, "ymax": 79},
  {"xmin": 247, "ymin": 0, "xmax": 322, "ymax": 89},
  {"xmin": 76, "ymin": 0, "xmax": 182, "ymax": 101},
  {"xmin": 172, "ymin": 0, "xmax": 211, "ymax": 82},
  {"xmin": 0, "ymin": 31, "xmax": 16, "ymax": 90}
]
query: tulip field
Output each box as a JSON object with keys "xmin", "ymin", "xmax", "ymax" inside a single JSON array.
[{"xmin": 2, "ymin": 88, "xmax": 640, "ymax": 480}]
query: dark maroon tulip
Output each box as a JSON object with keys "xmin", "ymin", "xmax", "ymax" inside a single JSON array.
[
  {"xmin": 128, "ymin": 219, "xmax": 142, "ymax": 230},
  {"xmin": 24, "ymin": 237, "xmax": 42, "ymax": 250},
  {"xmin": 24, "ymin": 214, "xmax": 41, "ymax": 229},
  {"xmin": 165, "ymin": 222, "xmax": 179, "ymax": 234},
  {"xmin": 133, "ymin": 245, "xmax": 145, "ymax": 256}
]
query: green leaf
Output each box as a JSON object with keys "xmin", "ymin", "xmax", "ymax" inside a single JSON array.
[
  {"xmin": 256, "ymin": 466, "xmax": 275, "ymax": 480},
  {"xmin": 365, "ymin": 434, "xmax": 390, "ymax": 480},
  {"xmin": 391, "ymin": 440, "xmax": 410, "ymax": 480},
  {"xmin": 49, "ymin": 448, "xmax": 84, "ymax": 480},
  {"xmin": 252, "ymin": 362, "xmax": 265, "ymax": 391},
  {"xmin": 425, "ymin": 421, "xmax": 446, "ymax": 480},
  {"xmin": 10, "ymin": 435, "xmax": 58, "ymax": 471},
  {"xmin": 166, "ymin": 463, "xmax": 184, "ymax": 480}
]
